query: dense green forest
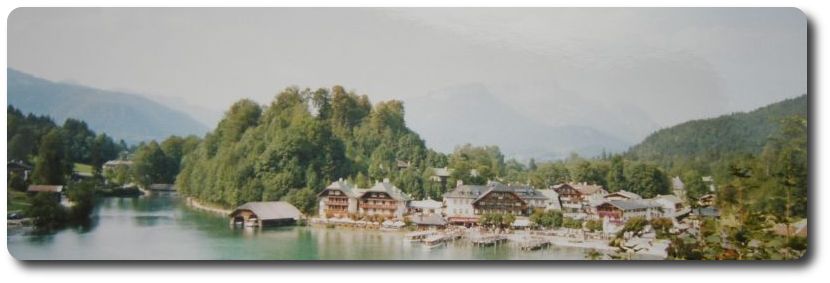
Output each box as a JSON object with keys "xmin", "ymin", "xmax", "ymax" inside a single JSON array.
[
  {"xmin": 7, "ymin": 105, "xmax": 126, "ymax": 185},
  {"xmin": 176, "ymin": 86, "xmax": 447, "ymax": 211},
  {"xmin": 626, "ymin": 94, "xmax": 807, "ymax": 173}
]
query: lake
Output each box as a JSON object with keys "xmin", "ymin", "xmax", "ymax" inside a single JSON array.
[{"xmin": 8, "ymin": 193, "xmax": 611, "ymax": 260}]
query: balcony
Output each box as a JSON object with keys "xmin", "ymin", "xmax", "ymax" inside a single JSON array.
[
  {"xmin": 325, "ymin": 200, "xmax": 349, "ymax": 206},
  {"xmin": 360, "ymin": 203, "xmax": 398, "ymax": 210}
]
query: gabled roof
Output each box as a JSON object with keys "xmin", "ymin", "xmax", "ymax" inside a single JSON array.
[
  {"xmin": 361, "ymin": 180, "xmax": 412, "ymax": 201},
  {"xmin": 572, "ymin": 183, "xmax": 607, "ymax": 195},
  {"xmin": 446, "ymin": 182, "xmax": 548, "ymax": 202},
  {"xmin": 410, "ymin": 199, "xmax": 443, "ymax": 209},
  {"xmin": 318, "ymin": 180, "xmax": 357, "ymax": 197},
  {"xmin": 605, "ymin": 190, "xmax": 642, "ymax": 200},
  {"xmin": 231, "ymin": 201, "xmax": 302, "ymax": 220},
  {"xmin": 598, "ymin": 199, "xmax": 659, "ymax": 211},
  {"xmin": 27, "ymin": 185, "xmax": 63, "ymax": 193},
  {"xmin": 443, "ymin": 184, "xmax": 490, "ymax": 199},
  {"xmin": 655, "ymin": 194, "xmax": 683, "ymax": 204},
  {"xmin": 553, "ymin": 183, "xmax": 607, "ymax": 195}
]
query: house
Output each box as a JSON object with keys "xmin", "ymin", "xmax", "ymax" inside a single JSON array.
[
  {"xmin": 537, "ymin": 189, "xmax": 562, "ymax": 211},
  {"xmin": 317, "ymin": 179, "xmax": 359, "ymax": 218},
  {"xmin": 702, "ymin": 176, "xmax": 717, "ymax": 192},
  {"xmin": 102, "ymin": 160, "xmax": 133, "ymax": 171},
  {"xmin": 357, "ymin": 179, "xmax": 411, "ymax": 219},
  {"xmin": 691, "ymin": 207, "xmax": 720, "ymax": 219},
  {"xmin": 671, "ymin": 176, "xmax": 686, "ymax": 199},
  {"xmin": 26, "ymin": 185, "xmax": 64, "ymax": 202},
  {"xmin": 410, "ymin": 213, "xmax": 447, "ymax": 229},
  {"xmin": 443, "ymin": 181, "xmax": 548, "ymax": 225},
  {"xmin": 553, "ymin": 182, "xmax": 608, "ymax": 215},
  {"xmin": 409, "ymin": 198, "xmax": 443, "ymax": 215},
  {"xmin": 396, "ymin": 160, "xmax": 412, "ymax": 170},
  {"xmin": 429, "ymin": 167, "xmax": 453, "ymax": 190},
  {"xmin": 229, "ymin": 201, "xmax": 302, "ymax": 227},
  {"xmin": 595, "ymin": 199, "xmax": 662, "ymax": 225},
  {"xmin": 653, "ymin": 194, "xmax": 690, "ymax": 219},
  {"xmin": 148, "ymin": 184, "xmax": 176, "ymax": 191},
  {"xmin": 698, "ymin": 194, "xmax": 717, "ymax": 207},
  {"xmin": 7, "ymin": 160, "xmax": 32, "ymax": 181}
]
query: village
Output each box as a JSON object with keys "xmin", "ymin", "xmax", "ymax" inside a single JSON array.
[
  {"xmin": 8, "ymin": 158, "xmax": 729, "ymax": 259},
  {"xmin": 219, "ymin": 166, "xmax": 728, "ymax": 259}
]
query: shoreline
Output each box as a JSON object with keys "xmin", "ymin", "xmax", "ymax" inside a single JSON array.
[{"xmin": 185, "ymin": 197, "xmax": 232, "ymax": 215}]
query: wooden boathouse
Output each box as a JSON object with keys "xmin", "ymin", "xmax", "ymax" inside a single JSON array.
[{"xmin": 229, "ymin": 201, "xmax": 302, "ymax": 227}]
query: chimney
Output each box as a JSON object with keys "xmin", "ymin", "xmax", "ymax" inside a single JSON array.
[{"xmin": 456, "ymin": 180, "xmax": 463, "ymax": 187}]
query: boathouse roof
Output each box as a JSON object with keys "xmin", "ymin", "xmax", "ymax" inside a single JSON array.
[
  {"xmin": 230, "ymin": 201, "xmax": 302, "ymax": 220},
  {"xmin": 27, "ymin": 185, "xmax": 64, "ymax": 193}
]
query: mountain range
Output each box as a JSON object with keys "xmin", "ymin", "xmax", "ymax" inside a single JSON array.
[
  {"xmin": 7, "ymin": 68, "xmax": 208, "ymax": 144},
  {"xmin": 404, "ymin": 84, "xmax": 631, "ymax": 160}
]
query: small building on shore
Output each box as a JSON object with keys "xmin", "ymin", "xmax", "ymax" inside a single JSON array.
[
  {"xmin": 148, "ymin": 184, "xmax": 176, "ymax": 192},
  {"xmin": 27, "ymin": 185, "xmax": 64, "ymax": 202},
  {"xmin": 229, "ymin": 201, "xmax": 302, "ymax": 227},
  {"xmin": 409, "ymin": 198, "xmax": 443, "ymax": 215},
  {"xmin": 410, "ymin": 213, "xmax": 447, "ymax": 229}
]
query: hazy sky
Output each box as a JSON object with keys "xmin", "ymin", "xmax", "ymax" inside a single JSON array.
[{"xmin": 8, "ymin": 8, "xmax": 807, "ymax": 141}]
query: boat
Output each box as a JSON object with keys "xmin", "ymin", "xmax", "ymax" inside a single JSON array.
[
  {"xmin": 422, "ymin": 234, "xmax": 448, "ymax": 249},
  {"xmin": 404, "ymin": 231, "xmax": 437, "ymax": 242}
]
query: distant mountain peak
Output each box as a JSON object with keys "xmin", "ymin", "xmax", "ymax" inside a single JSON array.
[{"xmin": 7, "ymin": 68, "xmax": 208, "ymax": 144}]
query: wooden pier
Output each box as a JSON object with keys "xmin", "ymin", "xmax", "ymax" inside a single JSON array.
[
  {"xmin": 518, "ymin": 238, "xmax": 552, "ymax": 251},
  {"xmin": 471, "ymin": 235, "xmax": 508, "ymax": 247}
]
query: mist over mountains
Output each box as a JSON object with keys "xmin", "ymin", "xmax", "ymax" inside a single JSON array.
[
  {"xmin": 7, "ymin": 68, "xmax": 208, "ymax": 144},
  {"xmin": 405, "ymin": 84, "xmax": 635, "ymax": 160}
]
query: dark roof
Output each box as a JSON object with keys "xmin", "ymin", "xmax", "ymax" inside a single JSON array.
[
  {"xmin": 599, "ymin": 200, "xmax": 659, "ymax": 211},
  {"xmin": 27, "ymin": 185, "xmax": 64, "ymax": 193},
  {"xmin": 7, "ymin": 160, "xmax": 32, "ymax": 170},
  {"xmin": 230, "ymin": 202, "xmax": 302, "ymax": 220},
  {"xmin": 443, "ymin": 184, "xmax": 490, "ymax": 198},
  {"xmin": 692, "ymin": 207, "xmax": 720, "ymax": 218},
  {"xmin": 446, "ymin": 182, "xmax": 548, "ymax": 202}
]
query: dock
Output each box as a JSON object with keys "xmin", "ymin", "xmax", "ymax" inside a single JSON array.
[
  {"xmin": 518, "ymin": 238, "xmax": 551, "ymax": 251},
  {"xmin": 471, "ymin": 234, "xmax": 508, "ymax": 247}
]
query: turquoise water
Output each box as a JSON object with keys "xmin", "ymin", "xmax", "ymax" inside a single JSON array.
[{"xmin": 8, "ymin": 193, "xmax": 606, "ymax": 260}]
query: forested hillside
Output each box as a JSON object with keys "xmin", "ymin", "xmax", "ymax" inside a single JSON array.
[
  {"xmin": 626, "ymin": 95, "xmax": 807, "ymax": 170},
  {"xmin": 176, "ymin": 86, "xmax": 447, "ymax": 211}
]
